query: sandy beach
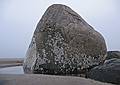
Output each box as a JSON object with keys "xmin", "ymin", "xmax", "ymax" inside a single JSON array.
[{"xmin": 0, "ymin": 74, "xmax": 113, "ymax": 85}]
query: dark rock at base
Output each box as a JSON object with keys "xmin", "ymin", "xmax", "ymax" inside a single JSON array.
[
  {"xmin": 87, "ymin": 58, "xmax": 120, "ymax": 85},
  {"xmin": 23, "ymin": 4, "xmax": 107, "ymax": 75},
  {"xmin": 106, "ymin": 51, "xmax": 120, "ymax": 60}
]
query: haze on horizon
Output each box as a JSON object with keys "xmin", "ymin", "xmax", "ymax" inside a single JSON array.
[{"xmin": 0, "ymin": 0, "xmax": 120, "ymax": 58}]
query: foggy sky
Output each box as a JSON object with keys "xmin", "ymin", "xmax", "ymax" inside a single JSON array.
[{"xmin": 0, "ymin": 0, "xmax": 120, "ymax": 58}]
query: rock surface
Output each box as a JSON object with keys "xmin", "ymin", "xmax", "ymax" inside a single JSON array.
[
  {"xmin": 23, "ymin": 4, "xmax": 107, "ymax": 75},
  {"xmin": 106, "ymin": 51, "xmax": 120, "ymax": 60},
  {"xmin": 0, "ymin": 74, "xmax": 113, "ymax": 85},
  {"xmin": 87, "ymin": 58, "xmax": 120, "ymax": 85}
]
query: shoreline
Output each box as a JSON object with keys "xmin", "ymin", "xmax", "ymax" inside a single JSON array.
[
  {"xmin": 0, "ymin": 58, "xmax": 24, "ymax": 68},
  {"xmin": 0, "ymin": 63, "xmax": 23, "ymax": 68}
]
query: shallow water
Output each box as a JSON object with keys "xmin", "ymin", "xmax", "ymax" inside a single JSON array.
[{"xmin": 0, "ymin": 66, "xmax": 24, "ymax": 74}]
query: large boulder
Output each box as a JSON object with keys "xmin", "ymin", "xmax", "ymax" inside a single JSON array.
[
  {"xmin": 106, "ymin": 51, "xmax": 120, "ymax": 60},
  {"xmin": 87, "ymin": 58, "xmax": 120, "ymax": 85},
  {"xmin": 23, "ymin": 4, "xmax": 107, "ymax": 75}
]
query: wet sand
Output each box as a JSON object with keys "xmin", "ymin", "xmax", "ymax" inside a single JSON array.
[
  {"xmin": 0, "ymin": 74, "xmax": 113, "ymax": 85},
  {"xmin": 0, "ymin": 66, "xmax": 23, "ymax": 74}
]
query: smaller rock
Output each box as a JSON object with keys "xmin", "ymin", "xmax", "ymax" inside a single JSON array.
[
  {"xmin": 106, "ymin": 51, "xmax": 120, "ymax": 60},
  {"xmin": 87, "ymin": 58, "xmax": 120, "ymax": 85}
]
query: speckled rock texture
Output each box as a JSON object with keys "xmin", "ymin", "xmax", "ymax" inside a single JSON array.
[
  {"xmin": 87, "ymin": 58, "xmax": 120, "ymax": 85},
  {"xmin": 23, "ymin": 4, "xmax": 107, "ymax": 75}
]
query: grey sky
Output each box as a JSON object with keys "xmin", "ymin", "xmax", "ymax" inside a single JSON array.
[{"xmin": 0, "ymin": 0, "xmax": 120, "ymax": 58}]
